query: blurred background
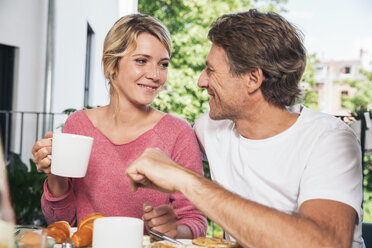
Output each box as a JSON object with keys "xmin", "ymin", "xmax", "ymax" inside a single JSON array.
[{"xmin": 0, "ymin": 0, "xmax": 371, "ymax": 237}]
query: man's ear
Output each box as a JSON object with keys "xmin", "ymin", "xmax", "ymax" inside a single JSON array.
[{"xmin": 246, "ymin": 68, "xmax": 264, "ymax": 94}]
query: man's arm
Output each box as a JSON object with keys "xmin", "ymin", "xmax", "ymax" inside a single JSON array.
[
  {"xmin": 183, "ymin": 172, "xmax": 356, "ymax": 248},
  {"xmin": 126, "ymin": 148, "xmax": 356, "ymax": 248}
]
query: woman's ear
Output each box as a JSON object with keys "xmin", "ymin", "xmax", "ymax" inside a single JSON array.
[
  {"xmin": 110, "ymin": 69, "xmax": 117, "ymax": 81},
  {"xmin": 246, "ymin": 68, "xmax": 264, "ymax": 93}
]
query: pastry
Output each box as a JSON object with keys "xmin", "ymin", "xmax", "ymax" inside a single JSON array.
[
  {"xmin": 19, "ymin": 231, "xmax": 43, "ymax": 247},
  {"xmin": 47, "ymin": 221, "xmax": 70, "ymax": 243},
  {"xmin": 150, "ymin": 241, "xmax": 199, "ymax": 248},
  {"xmin": 71, "ymin": 212, "xmax": 107, "ymax": 247},
  {"xmin": 192, "ymin": 237, "xmax": 240, "ymax": 247}
]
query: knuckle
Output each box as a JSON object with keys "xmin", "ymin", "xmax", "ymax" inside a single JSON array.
[
  {"xmin": 35, "ymin": 140, "xmax": 43, "ymax": 148},
  {"xmin": 150, "ymin": 219, "xmax": 158, "ymax": 227}
]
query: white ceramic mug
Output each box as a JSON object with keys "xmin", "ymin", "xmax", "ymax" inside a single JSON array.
[
  {"xmin": 92, "ymin": 217, "xmax": 144, "ymax": 248},
  {"xmin": 50, "ymin": 133, "xmax": 93, "ymax": 178}
]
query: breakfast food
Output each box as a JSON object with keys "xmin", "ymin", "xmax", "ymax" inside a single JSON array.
[
  {"xmin": 150, "ymin": 238, "xmax": 239, "ymax": 248},
  {"xmin": 19, "ymin": 232, "xmax": 43, "ymax": 247},
  {"xmin": 150, "ymin": 242, "xmax": 200, "ymax": 248},
  {"xmin": 47, "ymin": 220, "xmax": 70, "ymax": 243},
  {"xmin": 46, "ymin": 212, "xmax": 107, "ymax": 247},
  {"xmin": 192, "ymin": 237, "xmax": 240, "ymax": 247},
  {"xmin": 71, "ymin": 212, "xmax": 107, "ymax": 248}
]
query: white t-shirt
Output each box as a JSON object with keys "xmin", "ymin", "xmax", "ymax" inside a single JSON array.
[{"xmin": 193, "ymin": 105, "xmax": 364, "ymax": 247}]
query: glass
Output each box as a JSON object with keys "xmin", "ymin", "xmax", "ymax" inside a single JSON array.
[
  {"xmin": 0, "ymin": 136, "xmax": 15, "ymax": 248},
  {"xmin": 14, "ymin": 225, "xmax": 55, "ymax": 248}
]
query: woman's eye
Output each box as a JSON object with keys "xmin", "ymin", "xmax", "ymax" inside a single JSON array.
[
  {"xmin": 136, "ymin": 59, "xmax": 147, "ymax": 64},
  {"xmin": 161, "ymin": 62, "xmax": 169, "ymax": 68}
]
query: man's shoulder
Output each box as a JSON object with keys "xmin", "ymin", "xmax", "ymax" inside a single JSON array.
[{"xmin": 296, "ymin": 106, "xmax": 356, "ymax": 141}]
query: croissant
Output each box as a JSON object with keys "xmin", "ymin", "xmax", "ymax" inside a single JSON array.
[
  {"xmin": 71, "ymin": 212, "xmax": 107, "ymax": 248},
  {"xmin": 47, "ymin": 220, "xmax": 71, "ymax": 244}
]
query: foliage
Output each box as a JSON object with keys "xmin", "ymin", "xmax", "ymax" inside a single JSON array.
[
  {"xmin": 339, "ymin": 70, "xmax": 372, "ymax": 119},
  {"xmin": 139, "ymin": 0, "xmax": 288, "ymax": 123},
  {"xmin": 6, "ymin": 153, "xmax": 47, "ymax": 226},
  {"xmin": 62, "ymin": 105, "xmax": 95, "ymax": 116},
  {"xmin": 299, "ymin": 54, "xmax": 319, "ymax": 110},
  {"xmin": 364, "ymin": 155, "xmax": 372, "ymax": 222},
  {"xmin": 207, "ymin": 219, "xmax": 223, "ymax": 238}
]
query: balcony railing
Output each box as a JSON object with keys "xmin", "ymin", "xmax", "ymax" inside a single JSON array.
[{"xmin": 0, "ymin": 110, "xmax": 69, "ymax": 161}]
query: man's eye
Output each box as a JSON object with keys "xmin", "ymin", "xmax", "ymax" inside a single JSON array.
[
  {"xmin": 136, "ymin": 59, "xmax": 147, "ymax": 64},
  {"xmin": 206, "ymin": 67, "xmax": 213, "ymax": 74}
]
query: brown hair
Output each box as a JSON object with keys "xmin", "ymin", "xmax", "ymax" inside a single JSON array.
[
  {"xmin": 208, "ymin": 9, "xmax": 306, "ymax": 108},
  {"xmin": 102, "ymin": 13, "xmax": 172, "ymax": 100}
]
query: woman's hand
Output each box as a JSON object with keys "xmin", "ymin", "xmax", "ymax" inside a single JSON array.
[
  {"xmin": 32, "ymin": 131, "xmax": 53, "ymax": 174},
  {"xmin": 143, "ymin": 202, "xmax": 178, "ymax": 238},
  {"xmin": 32, "ymin": 131, "xmax": 69, "ymax": 197}
]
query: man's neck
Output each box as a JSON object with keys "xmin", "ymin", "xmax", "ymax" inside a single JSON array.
[{"xmin": 233, "ymin": 102, "xmax": 300, "ymax": 140}]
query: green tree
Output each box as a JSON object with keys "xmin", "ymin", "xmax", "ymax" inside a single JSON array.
[
  {"xmin": 299, "ymin": 54, "xmax": 319, "ymax": 110},
  {"xmin": 340, "ymin": 70, "xmax": 372, "ymax": 115},
  {"xmin": 139, "ymin": 0, "xmax": 288, "ymax": 123}
]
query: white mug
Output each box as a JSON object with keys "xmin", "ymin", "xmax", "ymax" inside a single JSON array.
[
  {"xmin": 92, "ymin": 217, "xmax": 144, "ymax": 248},
  {"xmin": 50, "ymin": 133, "xmax": 93, "ymax": 178}
]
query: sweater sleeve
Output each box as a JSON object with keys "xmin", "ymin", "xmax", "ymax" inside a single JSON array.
[
  {"xmin": 41, "ymin": 178, "xmax": 77, "ymax": 226},
  {"xmin": 169, "ymin": 122, "xmax": 207, "ymax": 238},
  {"xmin": 40, "ymin": 112, "xmax": 79, "ymax": 226}
]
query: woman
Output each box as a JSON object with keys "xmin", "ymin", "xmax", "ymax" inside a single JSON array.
[{"xmin": 32, "ymin": 14, "xmax": 206, "ymax": 239}]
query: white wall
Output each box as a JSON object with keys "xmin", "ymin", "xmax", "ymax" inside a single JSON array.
[
  {"xmin": 52, "ymin": 0, "xmax": 120, "ymax": 113},
  {"xmin": 0, "ymin": 0, "xmax": 47, "ymax": 112},
  {"xmin": 0, "ymin": 0, "xmax": 137, "ymax": 163}
]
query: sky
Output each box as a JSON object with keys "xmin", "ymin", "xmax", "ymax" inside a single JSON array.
[{"xmin": 281, "ymin": 0, "xmax": 372, "ymax": 61}]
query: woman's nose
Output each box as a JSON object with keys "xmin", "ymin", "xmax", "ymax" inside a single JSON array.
[{"xmin": 147, "ymin": 65, "xmax": 160, "ymax": 81}]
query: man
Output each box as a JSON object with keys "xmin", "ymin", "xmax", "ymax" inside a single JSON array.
[{"xmin": 126, "ymin": 9, "xmax": 363, "ymax": 248}]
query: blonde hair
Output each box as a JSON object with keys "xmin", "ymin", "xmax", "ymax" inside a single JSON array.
[{"xmin": 102, "ymin": 13, "xmax": 172, "ymax": 102}]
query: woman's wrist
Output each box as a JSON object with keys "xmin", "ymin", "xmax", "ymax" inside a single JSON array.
[{"xmin": 47, "ymin": 174, "xmax": 69, "ymax": 197}]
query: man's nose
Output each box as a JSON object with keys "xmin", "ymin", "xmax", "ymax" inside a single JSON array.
[{"xmin": 197, "ymin": 69, "xmax": 209, "ymax": 88}]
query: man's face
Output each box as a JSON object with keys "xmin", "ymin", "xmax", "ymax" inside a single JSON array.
[{"xmin": 198, "ymin": 44, "xmax": 248, "ymax": 120}]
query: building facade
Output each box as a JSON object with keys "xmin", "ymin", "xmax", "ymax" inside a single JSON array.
[
  {"xmin": 314, "ymin": 49, "xmax": 372, "ymax": 115},
  {"xmin": 0, "ymin": 0, "xmax": 137, "ymax": 162}
]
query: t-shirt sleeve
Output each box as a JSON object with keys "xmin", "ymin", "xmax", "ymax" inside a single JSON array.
[
  {"xmin": 169, "ymin": 122, "xmax": 207, "ymax": 238},
  {"xmin": 298, "ymin": 127, "xmax": 363, "ymax": 220}
]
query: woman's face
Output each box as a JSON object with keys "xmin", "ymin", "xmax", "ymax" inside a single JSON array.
[{"xmin": 111, "ymin": 32, "xmax": 170, "ymax": 107}]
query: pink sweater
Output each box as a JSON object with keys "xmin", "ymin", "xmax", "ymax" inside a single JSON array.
[{"xmin": 41, "ymin": 110, "xmax": 207, "ymax": 238}]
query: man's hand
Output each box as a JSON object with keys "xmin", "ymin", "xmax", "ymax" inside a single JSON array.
[
  {"xmin": 126, "ymin": 148, "xmax": 195, "ymax": 194},
  {"xmin": 143, "ymin": 202, "xmax": 178, "ymax": 238}
]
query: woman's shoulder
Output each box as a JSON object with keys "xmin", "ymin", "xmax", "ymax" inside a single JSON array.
[
  {"xmin": 159, "ymin": 113, "xmax": 192, "ymax": 130},
  {"xmin": 63, "ymin": 108, "xmax": 94, "ymax": 133},
  {"xmin": 65, "ymin": 109, "xmax": 88, "ymax": 123}
]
